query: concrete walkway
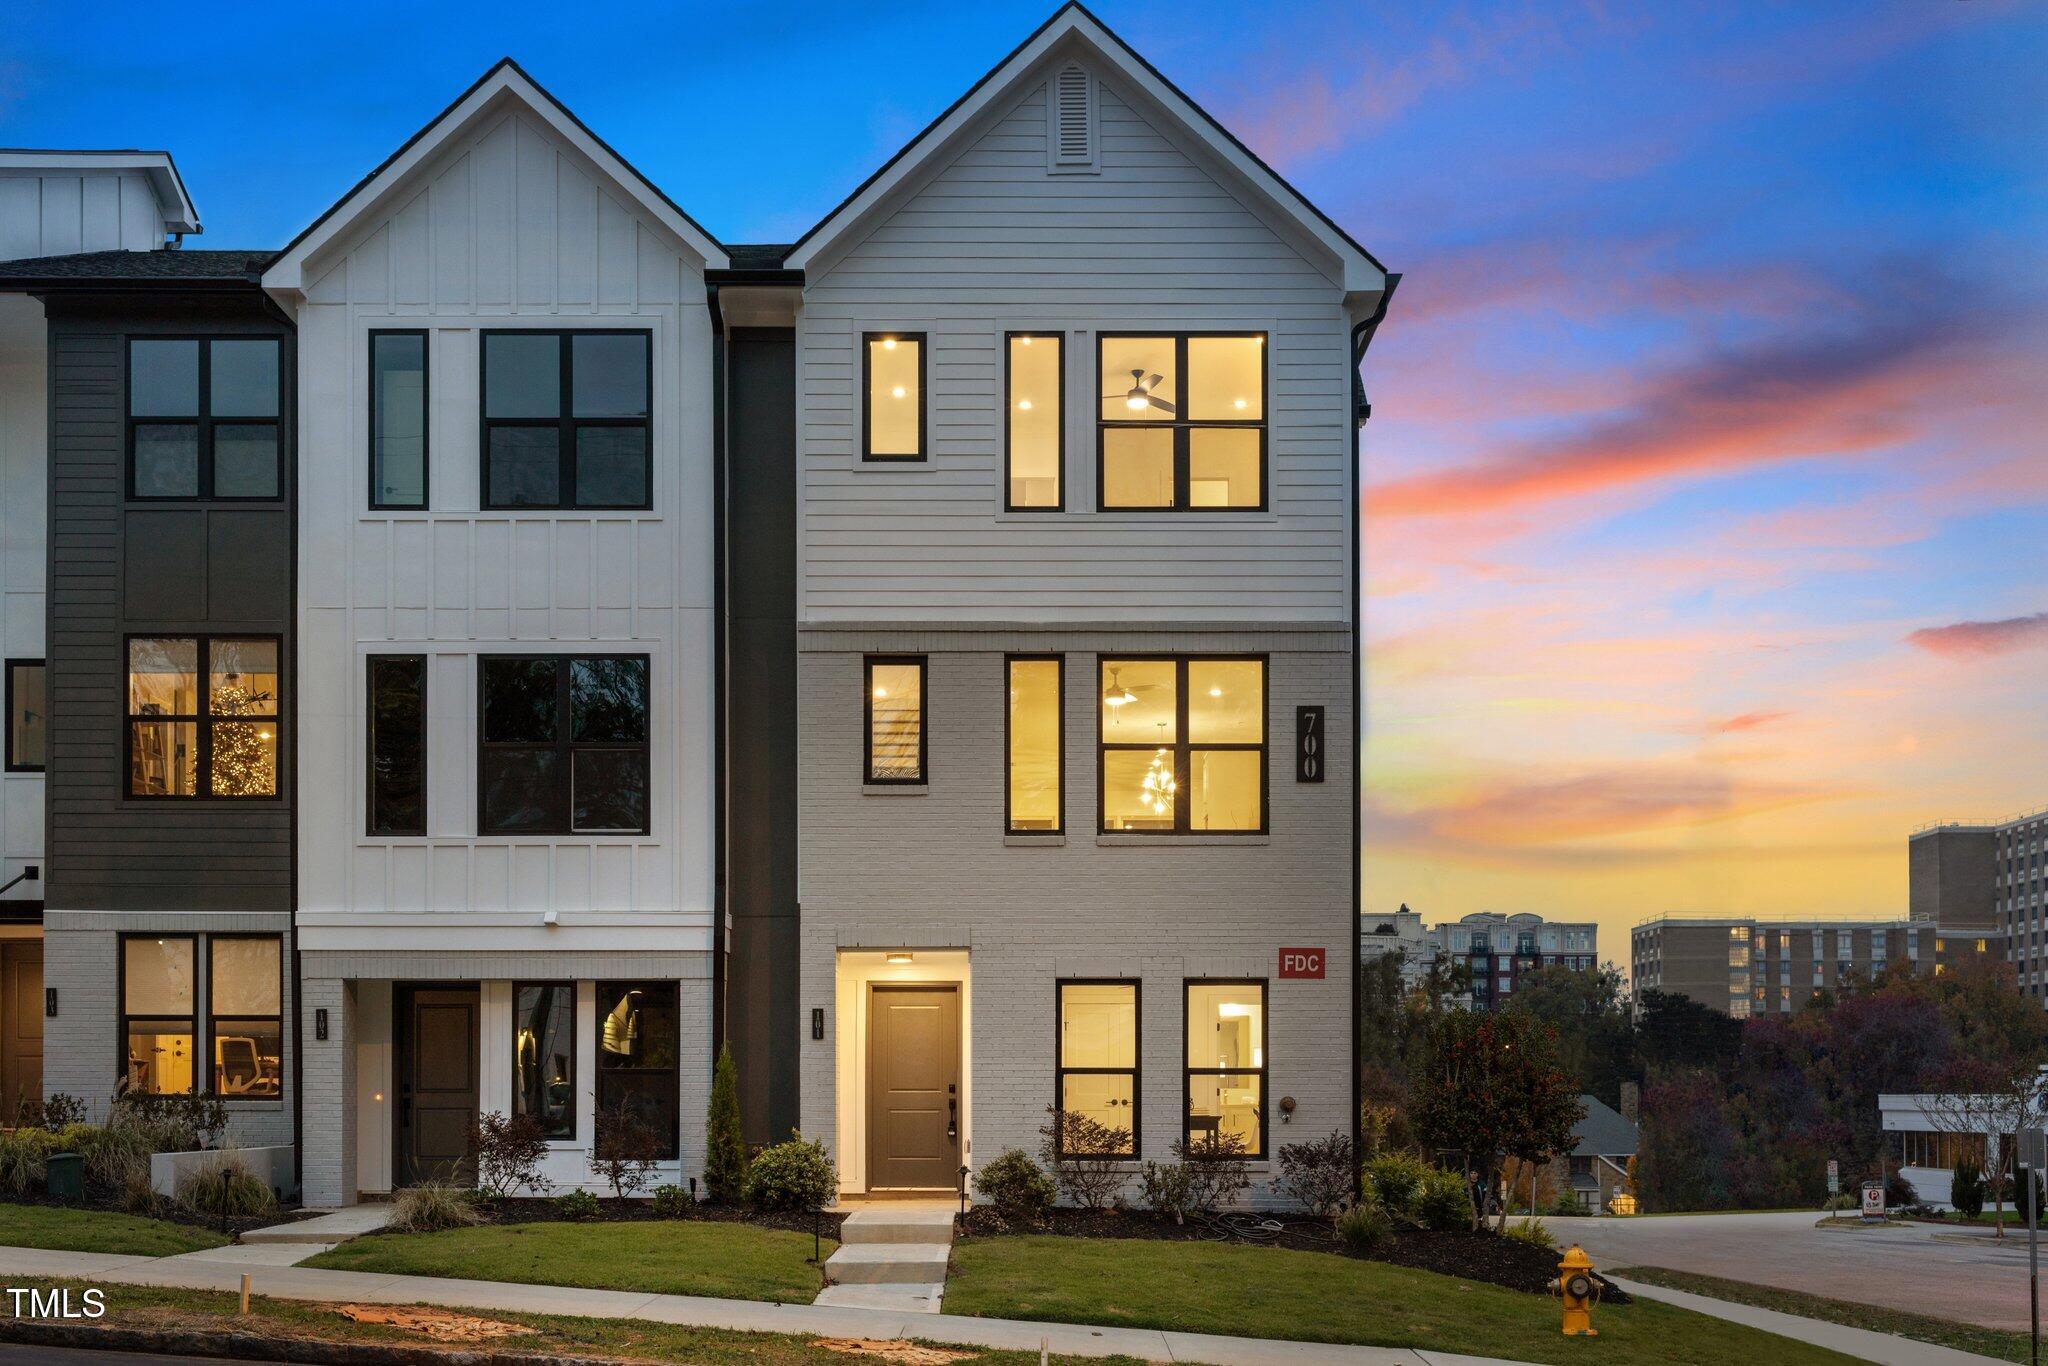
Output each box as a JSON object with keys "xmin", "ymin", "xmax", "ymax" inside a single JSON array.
[
  {"xmin": 0, "ymin": 1243, "xmax": 1525, "ymax": 1365},
  {"xmin": 1607, "ymin": 1274, "xmax": 2007, "ymax": 1365},
  {"xmin": 240, "ymin": 1203, "xmax": 392, "ymax": 1245}
]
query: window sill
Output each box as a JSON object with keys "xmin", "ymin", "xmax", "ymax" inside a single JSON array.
[
  {"xmin": 1004, "ymin": 834, "xmax": 1066, "ymax": 847},
  {"xmin": 863, "ymin": 783, "xmax": 928, "ymax": 796},
  {"xmin": 1095, "ymin": 834, "xmax": 1269, "ymax": 847}
]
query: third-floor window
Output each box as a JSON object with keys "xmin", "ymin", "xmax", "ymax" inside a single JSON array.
[
  {"xmin": 1097, "ymin": 333, "xmax": 1264, "ymax": 510},
  {"xmin": 481, "ymin": 331, "xmax": 651, "ymax": 510},
  {"xmin": 128, "ymin": 337, "xmax": 282, "ymax": 500}
]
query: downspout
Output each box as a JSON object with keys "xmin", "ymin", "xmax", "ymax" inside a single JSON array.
[
  {"xmin": 707, "ymin": 283, "xmax": 728, "ymax": 1065},
  {"xmin": 1350, "ymin": 273, "xmax": 1399, "ymax": 1180}
]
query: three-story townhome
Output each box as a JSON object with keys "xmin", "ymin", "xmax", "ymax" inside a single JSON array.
[
  {"xmin": 721, "ymin": 6, "xmax": 1390, "ymax": 1198},
  {"xmin": 0, "ymin": 153, "xmax": 298, "ymax": 1176},
  {"xmin": 263, "ymin": 65, "xmax": 727, "ymax": 1205}
]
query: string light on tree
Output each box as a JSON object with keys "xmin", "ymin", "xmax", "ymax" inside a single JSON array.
[{"xmin": 209, "ymin": 671, "xmax": 277, "ymax": 797}]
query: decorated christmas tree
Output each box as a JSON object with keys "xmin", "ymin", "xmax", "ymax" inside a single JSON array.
[{"xmin": 209, "ymin": 678, "xmax": 277, "ymax": 797}]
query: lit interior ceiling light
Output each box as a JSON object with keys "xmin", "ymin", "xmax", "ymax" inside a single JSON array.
[
  {"xmin": 1017, "ymin": 399, "xmax": 1032, "ymax": 410},
  {"xmin": 885, "ymin": 951, "xmax": 914, "ymax": 965},
  {"xmin": 1233, "ymin": 398, "xmax": 1248, "ymax": 410},
  {"xmin": 882, "ymin": 338, "xmax": 897, "ymax": 350},
  {"xmin": 873, "ymin": 686, "xmax": 887, "ymax": 698},
  {"xmin": 891, "ymin": 385, "xmax": 906, "ymax": 399}
]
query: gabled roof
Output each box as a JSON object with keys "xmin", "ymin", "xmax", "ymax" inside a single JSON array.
[
  {"xmin": 782, "ymin": 3, "xmax": 1386, "ymax": 295},
  {"xmin": 0, "ymin": 149, "xmax": 201, "ymax": 235},
  {"xmin": 262, "ymin": 58, "xmax": 727, "ymax": 292},
  {"xmin": 1571, "ymin": 1095, "xmax": 1639, "ymax": 1159}
]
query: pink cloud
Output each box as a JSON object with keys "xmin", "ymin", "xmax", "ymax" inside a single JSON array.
[
  {"xmin": 1713, "ymin": 710, "xmax": 1793, "ymax": 734},
  {"xmin": 1906, "ymin": 612, "xmax": 2048, "ymax": 658}
]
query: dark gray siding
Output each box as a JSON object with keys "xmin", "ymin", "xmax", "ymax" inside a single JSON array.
[
  {"xmin": 724, "ymin": 328, "xmax": 798, "ymax": 1143},
  {"xmin": 44, "ymin": 297, "xmax": 294, "ymax": 913}
]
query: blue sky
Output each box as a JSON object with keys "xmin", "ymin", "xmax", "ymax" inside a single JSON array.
[{"xmin": 6, "ymin": 0, "xmax": 2044, "ymax": 950}]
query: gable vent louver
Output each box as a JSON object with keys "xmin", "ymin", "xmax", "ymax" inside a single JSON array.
[{"xmin": 1049, "ymin": 64, "xmax": 1098, "ymax": 173}]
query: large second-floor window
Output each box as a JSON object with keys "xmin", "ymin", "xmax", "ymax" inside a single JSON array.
[
  {"xmin": 1099, "ymin": 656, "xmax": 1264, "ymax": 834},
  {"xmin": 1097, "ymin": 334, "xmax": 1264, "ymax": 510},
  {"xmin": 479, "ymin": 654, "xmax": 649, "ymax": 835},
  {"xmin": 128, "ymin": 337, "xmax": 282, "ymax": 500},
  {"xmin": 128, "ymin": 638, "xmax": 281, "ymax": 798},
  {"xmin": 482, "ymin": 331, "xmax": 651, "ymax": 510}
]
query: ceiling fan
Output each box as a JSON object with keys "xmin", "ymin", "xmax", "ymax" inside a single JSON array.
[
  {"xmin": 1107, "ymin": 369, "xmax": 1176, "ymax": 414},
  {"xmin": 1103, "ymin": 665, "xmax": 1165, "ymax": 708}
]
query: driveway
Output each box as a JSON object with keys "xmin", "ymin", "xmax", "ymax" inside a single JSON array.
[{"xmin": 1554, "ymin": 1210, "xmax": 2046, "ymax": 1332}]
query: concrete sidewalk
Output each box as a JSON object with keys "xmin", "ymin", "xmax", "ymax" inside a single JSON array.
[
  {"xmin": 0, "ymin": 1243, "xmax": 1525, "ymax": 1365},
  {"xmin": 1607, "ymin": 1274, "xmax": 2008, "ymax": 1366}
]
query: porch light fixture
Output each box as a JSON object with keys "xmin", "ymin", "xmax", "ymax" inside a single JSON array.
[{"xmin": 885, "ymin": 952, "xmax": 915, "ymax": 965}]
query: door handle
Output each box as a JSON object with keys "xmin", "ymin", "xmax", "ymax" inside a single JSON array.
[{"xmin": 947, "ymin": 1097, "xmax": 958, "ymax": 1144}]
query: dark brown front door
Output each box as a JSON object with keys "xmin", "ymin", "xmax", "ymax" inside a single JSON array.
[
  {"xmin": 868, "ymin": 984, "xmax": 960, "ymax": 1189},
  {"xmin": 397, "ymin": 985, "xmax": 478, "ymax": 1187},
  {"xmin": 0, "ymin": 941, "xmax": 42, "ymax": 1118}
]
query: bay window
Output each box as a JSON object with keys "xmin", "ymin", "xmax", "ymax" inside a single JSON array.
[
  {"xmin": 1097, "ymin": 333, "xmax": 1264, "ymax": 510},
  {"xmin": 1099, "ymin": 656, "xmax": 1264, "ymax": 834}
]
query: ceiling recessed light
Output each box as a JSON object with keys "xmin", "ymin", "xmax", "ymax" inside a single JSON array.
[
  {"xmin": 885, "ymin": 951, "xmax": 914, "ymax": 965},
  {"xmin": 882, "ymin": 338, "xmax": 897, "ymax": 350},
  {"xmin": 1233, "ymin": 398, "xmax": 1248, "ymax": 410},
  {"xmin": 1017, "ymin": 399, "xmax": 1032, "ymax": 410},
  {"xmin": 891, "ymin": 385, "xmax": 906, "ymax": 399}
]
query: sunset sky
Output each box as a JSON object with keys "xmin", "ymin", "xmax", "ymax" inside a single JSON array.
[{"xmin": 6, "ymin": 0, "xmax": 2042, "ymax": 971}]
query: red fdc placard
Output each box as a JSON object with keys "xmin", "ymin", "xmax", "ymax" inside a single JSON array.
[{"xmin": 1279, "ymin": 947, "xmax": 1326, "ymax": 979}]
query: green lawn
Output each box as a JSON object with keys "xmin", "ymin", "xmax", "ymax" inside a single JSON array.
[
  {"xmin": 945, "ymin": 1236, "xmax": 1863, "ymax": 1366},
  {"xmin": 306, "ymin": 1219, "xmax": 834, "ymax": 1304},
  {"xmin": 1616, "ymin": 1265, "xmax": 2028, "ymax": 1363},
  {"xmin": 0, "ymin": 1203, "xmax": 230, "ymax": 1257},
  {"xmin": 16, "ymin": 1277, "xmax": 1140, "ymax": 1365}
]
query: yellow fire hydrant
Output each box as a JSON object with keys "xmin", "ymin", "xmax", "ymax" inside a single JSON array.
[{"xmin": 1547, "ymin": 1245, "xmax": 1602, "ymax": 1337}]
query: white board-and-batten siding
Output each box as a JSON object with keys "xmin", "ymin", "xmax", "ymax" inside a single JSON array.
[
  {"xmin": 796, "ymin": 72, "xmax": 1356, "ymax": 627},
  {"xmin": 291, "ymin": 106, "xmax": 714, "ymax": 933},
  {"xmin": 0, "ymin": 171, "xmax": 167, "ymax": 259}
]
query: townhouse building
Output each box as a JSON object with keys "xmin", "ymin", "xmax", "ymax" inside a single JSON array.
[
  {"xmin": 0, "ymin": 3, "xmax": 1387, "ymax": 1205},
  {"xmin": 1361, "ymin": 910, "xmax": 1598, "ymax": 1010}
]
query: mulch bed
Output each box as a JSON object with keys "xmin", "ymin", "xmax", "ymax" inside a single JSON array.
[{"xmin": 955, "ymin": 1205, "xmax": 1629, "ymax": 1303}]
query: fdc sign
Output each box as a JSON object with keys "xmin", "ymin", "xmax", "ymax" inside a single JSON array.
[{"xmin": 1280, "ymin": 948, "xmax": 1326, "ymax": 979}]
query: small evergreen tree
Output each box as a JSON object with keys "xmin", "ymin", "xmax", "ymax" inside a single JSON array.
[
  {"xmin": 1951, "ymin": 1151, "xmax": 1985, "ymax": 1219},
  {"xmin": 704, "ymin": 1043, "xmax": 748, "ymax": 1204}
]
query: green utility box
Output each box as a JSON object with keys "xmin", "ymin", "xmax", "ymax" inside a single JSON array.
[{"xmin": 45, "ymin": 1152, "xmax": 84, "ymax": 1202}]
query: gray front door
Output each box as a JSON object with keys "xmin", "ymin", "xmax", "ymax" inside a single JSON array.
[
  {"xmin": 867, "ymin": 984, "xmax": 960, "ymax": 1189},
  {"xmin": 397, "ymin": 985, "xmax": 478, "ymax": 1187}
]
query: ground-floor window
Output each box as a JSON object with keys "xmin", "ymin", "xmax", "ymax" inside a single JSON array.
[
  {"xmin": 596, "ymin": 981, "xmax": 678, "ymax": 1160},
  {"xmin": 514, "ymin": 982, "xmax": 576, "ymax": 1139},
  {"xmin": 1185, "ymin": 979, "xmax": 1265, "ymax": 1158},
  {"xmin": 1899, "ymin": 1130, "xmax": 1986, "ymax": 1169},
  {"xmin": 1056, "ymin": 980, "xmax": 1138, "ymax": 1158},
  {"xmin": 122, "ymin": 936, "xmax": 197, "ymax": 1095},
  {"xmin": 207, "ymin": 936, "xmax": 282, "ymax": 1097}
]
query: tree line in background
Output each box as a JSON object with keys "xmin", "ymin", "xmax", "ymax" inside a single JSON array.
[{"xmin": 1359, "ymin": 951, "xmax": 2048, "ymax": 1213}]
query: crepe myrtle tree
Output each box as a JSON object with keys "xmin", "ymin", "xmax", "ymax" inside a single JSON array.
[{"xmin": 1410, "ymin": 1009, "xmax": 1583, "ymax": 1231}]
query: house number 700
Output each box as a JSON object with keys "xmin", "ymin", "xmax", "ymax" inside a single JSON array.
[{"xmin": 1296, "ymin": 706, "xmax": 1325, "ymax": 783}]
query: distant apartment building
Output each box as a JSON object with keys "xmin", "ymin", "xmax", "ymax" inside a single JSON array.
[
  {"xmin": 1914, "ymin": 807, "xmax": 2048, "ymax": 1004},
  {"xmin": 1359, "ymin": 910, "xmax": 1597, "ymax": 1009},
  {"xmin": 1631, "ymin": 917, "xmax": 1998, "ymax": 1018}
]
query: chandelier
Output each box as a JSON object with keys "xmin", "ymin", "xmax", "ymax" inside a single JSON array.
[{"xmin": 1141, "ymin": 723, "xmax": 1176, "ymax": 816}]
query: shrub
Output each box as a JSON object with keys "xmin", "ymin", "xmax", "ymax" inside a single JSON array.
[
  {"xmin": 1140, "ymin": 1160, "xmax": 1197, "ymax": 1223},
  {"xmin": 554, "ymin": 1189, "xmax": 602, "ymax": 1221},
  {"xmin": 390, "ymin": 1182, "xmax": 483, "ymax": 1233},
  {"xmin": 651, "ymin": 1184, "xmax": 692, "ymax": 1218},
  {"xmin": 1275, "ymin": 1130, "xmax": 1354, "ymax": 1217},
  {"xmin": 589, "ymin": 1103, "xmax": 662, "ymax": 1200},
  {"xmin": 1415, "ymin": 1166, "xmax": 1472, "ymax": 1232},
  {"xmin": 73, "ymin": 1123, "xmax": 154, "ymax": 1207},
  {"xmin": 973, "ymin": 1150, "xmax": 1054, "ymax": 1223},
  {"xmin": 746, "ymin": 1133, "xmax": 837, "ymax": 1212},
  {"xmin": 1503, "ymin": 1217, "xmax": 1555, "ymax": 1250},
  {"xmin": 704, "ymin": 1044, "xmax": 749, "ymax": 1205},
  {"xmin": 1176, "ymin": 1131, "xmax": 1251, "ymax": 1215},
  {"xmin": 469, "ymin": 1111, "xmax": 554, "ymax": 1198},
  {"xmin": 1362, "ymin": 1152, "xmax": 1432, "ymax": 1222},
  {"xmin": 1038, "ymin": 1107, "xmax": 1130, "ymax": 1210},
  {"xmin": 1548, "ymin": 1191, "xmax": 1585, "ymax": 1218},
  {"xmin": 1952, "ymin": 1153, "xmax": 1985, "ymax": 1219},
  {"xmin": 16, "ymin": 1093, "xmax": 86, "ymax": 1131},
  {"xmin": 1337, "ymin": 1200, "xmax": 1394, "ymax": 1255},
  {"xmin": 0, "ymin": 1128, "xmax": 54, "ymax": 1197},
  {"xmin": 110, "ymin": 1092, "xmax": 227, "ymax": 1153},
  {"xmin": 175, "ymin": 1151, "xmax": 277, "ymax": 1222},
  {"xmin": 1822, "ymin": 1192, "xmax": 1855, "ymax": 1214}
]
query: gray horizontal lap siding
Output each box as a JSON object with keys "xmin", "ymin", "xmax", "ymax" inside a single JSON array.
[{"xmin": 44, "ymin": 302, "xmax": 295, "ymax": 914}]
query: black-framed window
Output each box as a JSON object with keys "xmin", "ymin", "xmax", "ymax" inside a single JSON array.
[
  {"xmin": 122, "ymin": 935, "xmax": 197, "ymax": 1096},
  {"xmin": 1006, "ymin": 655, "xmax": 1061, "ymax": 833},
  {"xmin": 370, "ymin": 330, "xmax": 428, "ymax": 508},
  {"xmin": 1185, "ymin": 979, "xmax": 1265, "ymax": 1158},
  {"xmin": 367, "ymin": 655, "xmax": 426, "ymax": 835},
  {"xmin": 1005, "ymin": 332, "xmax": 1062, "ymax": 508},
  {"xmin": 479, "ymin": 654, "xmax": 649, "ymax": 834},
  {"xmin": 481, "ymin": 330, "xmax": 651, "ymax": 509},
  {"xmin": 127, "ymin": 637, "xmax": 282, "ymax": 799},
  {"xmin": 1057, "ymin": 980, "xmax": 1137, "ymax": 1158},
  {"xmin": 127, "ymin": 337, "xmax": 282, "ymax": 500},
  {"xmin": 4, "ymin": 659, "xmax": 43, "ymax": 772},
  {"xmin": 596, "ymin": 980, "xmax": 678, "ymax": 1160},
  {"xmin": 514, "ymin": 982, "xmax": 576, "ymax": 1139},
  {"xmin": 865, "ymin": 656, "xmax": 926, "ymax": 783},
  {"xmin": 208, "ymin": 935, "xmax": 282, "ymax": 1099},
  {"xmin": 861, "ymin": 332, "xmax": 925, "ymax": 461},
  {"xmin": 1099, "ymin": 656, "xmax": 1265, "ymax": 834},
  {"xmin": 1097, "ymin": 333, "xmax": 1265, "ymax": 510}
]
